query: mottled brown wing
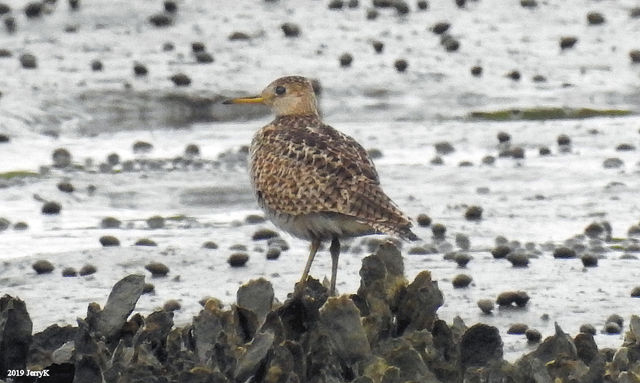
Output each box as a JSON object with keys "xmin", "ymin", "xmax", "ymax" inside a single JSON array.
[{"xmin": 250, "ymin": 121, "xmax": 413, "ymax": 237}]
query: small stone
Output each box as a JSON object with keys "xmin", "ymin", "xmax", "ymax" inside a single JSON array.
[
  {"xmin": 581, "ymin": 254, "xmax": 598, "ymax": 267},
  {"xmin": 454, "ymin": 253, "xmax": 472, "ymax": 267},
  {"xmin": 135, "ymin": 238, "xmax": 157, "ymax": 247},
  {"xmin": 496, "ymin": 291, "xmax": 529, "ymax": 307},
  {"xmin": 339, "ymin": 53, "xmax": 353, "ymax": 67},
  {"xmin": 539, "ymin": 146, "xmax": 551, "ymax": 156},
  {"xmin": 560, "ymin": 36, "xmax": 578, "ymax": 50},
  {"xmin": 90, "ymin": 59, "xmax": 103, "ymax": 71},
  {"xmin": 191, "ymin": 42, "xmax": 205, "ymax": 52},
  {"xmin": 455, "ymin": 233, "xmax": 470, "ymax": 250},
  {"xmin": 163, "ymin": 299, "xmax": 181, "ymax": 312},
  {"xmin": 470, "ymin": 65, "xmax": 482, "ymax": 76},
  {"xmin": 69, "ymin": 0, "xmax": 80, "ymax": 10},
  {"xmin": 605, "ymin": 321, "xmax": 621, "ymax": 334},
  {"xmin": 431, "ymin": 223, "xmax": 446, "ymax": 239},
  {"xmin": 455, "ymin": 0, "xmax": 465, "ymax": 7},
  {"xmin": 520, "ymin": 0, "xmax": 537, "ymax": 8},
  {"xmin": 14, "ymin": 222, "xmax": 29, "ymax": 231},
  {"xmin": 145, "ymin": 262, "xmax": 169, "ymax": 277},
  {"xmin": 101, "ymin": 217, "xmax": 121, "ymax": 229},
  {"xmin": 252, "ymin": 228, "xmax": 278, "ymax": 240},
  {"xmin": 628, "ymin": 225, "xmax": 640, "ymax": 237},
  {"xmin": 268, "ymin": 237, "xmax": 289, "ymax": 251},
  {"xmin": 194, "ymin": 51, "xmax": 214, "ymax": 63},
  {"xmin": 146, "ymin": 215, "xmax": 165, "ymax": 229},
  {"xmin": 606, "ymin": 314, "xmax": 623, "ymax": 327},
  {"xmin": 57, "ymin": 182, "xmax": 74, "ymax": 193},
  {"xmin": 430, "ymin": 156, "xmax": 443, "ymax": 165},
  {"xmin": 99, "ymin": 235, "xmax": 120, "ymax": 247},
  {"xmin": 481, "ymin": 155, "xmax": 495, "ymax": 165},
  {"xmin": 148, "ymin": 13, "xmax": 172, "ymax": 27},
  {"xmin": 507, "ymin": 70, "xmax": 521, "ymax": 81},
  {"xmin": 33, "ymin": 260, "xmax": 54, "ymax": 274},
  {"xmin": 105, "ymin": 153, "xmax": 119, "ymax": 166},
  {"xmin": 372, "ymin": 40, "xmax": 384, "ymax": 54},
  {"xmin": 408, "ymin": 246, "xmax": 431, "ymax": 255},
  {"xmin": 442, "ymin": 36, "xmax": 460, "ymax": 52},
  {"xmin": 580, "ymin": 323, "xmax": 596, "ymax": 335},
  {"xmin": 367, "ymin": 148, "xmax": 383, "ymax": 159},
  {"xmin": 452, "ymin": 273, "xmax": 472, "ymax": 288},
  {"xmin": 228, "ymin": 253, "xmax": 249, "ymax": 267},
  {"xmin": 79, "ymin": 264, "xmax": 97, "ymax": 276},
  {"xmin": 0, "ymin": 218, "xmax": 9, "ymax": 231},
  {"xmin": 507, "ymin": 323, "xmax": 528, "ymax": 334},
  {"xmin": 497, "ymin": 131, "xmax": 511, "ymax": 143},
  {"xmin": 163, "ymin": 0, "xmax": 177, "ymax": 13},
  {"xmin": 509, "ymin": 147, "xmax": 525, "ymax": 159},
  {"xmin": 142, "ymin": 283, "xmax": 154, "ymax": 294},
  {"xmin": 631, "ymin": 7, "xmax": 640, "ymax": 18},
  {"xmin": 416, "ymin": 213, "xmax": 431, "ymax": 227},
  {"xmin": 603, "ymin": 158, "xmax": 624, "ymax": 169},
  {"xmin": 616, "ymin": 143, "xmax": 636, "ymax": 151},
  {"xmin": 0, "ymin": 133, "xmax": 10, "ymax": 142},
  {"xmin": 417, "ymin": 0, "xmax": 428, "ymax": 10},
  {"xmin": 133, "ymin": 63, "xmax": 148, "ymax": 77},
  {"xmin": 24, "ymin": 2, "xmax": 42, "ymax": 18},
  {"xmin": 394, "ymin": 1, "xmax": 409, "ymax": 15},
  {"xmin": 464, "ymin": 206, "xmax": 483, "ymax": 221},
  {"xmin": 42, "ymin": 201, "xmax": 62, "ymax": 215},
  {"xmin": 435, "ymin": 141, "xmax": 454, "ymax": 155},
  {"xmin": 228, "ymin": 31, "xmax": 251, "ymax": 41},
  {"xmin": 229, "ymin": 244, "xmax": 247, "ymax": 251},
  {"xmin": 630, "ymin": 50, "xmax": 640, "ymax": 63},
  {"xmin": 431, "ymin": 22, "xmax": 450, "ymax": 34},
  {"xmin": 477, "ymin": 299, "xmax": 494, "ymax": 314},
  {"xmin": 52, "ymin": 148, "xmax": 72, "ymax": 168},
  {"xmin": 62, "ymin": 267, "xmax": 77, "ymax": 277},
  {"xmin": 553, "ymin": 246, "xmax": 576, "ymax": 258},
  {"xmin": 169, "ymin": 73, "xmax": 191, "ymax": 86},
  {"xmin": 348, "ymin": 0, "xmax": 358, "ymax": 7},
  {"xmin": 0, "ymin": 3, "xmax": 10, "ymax": 15},
  {"xmin": 266, "ymin": 247, "xmax": 281, "ymax": 260},
  {"xmin": 532, "ymin": 74, "xmax": 547, "ymax": 82},
  {"xmin": 184, "ymin": 144, "xmax": 200, "ymax": 157},
  {"xmin": 507, "ymin": 252, "xmax": 529, "ymax": 267},
  {"xmin": 4, "ymin": 16, "xmax": 16, "ymax": 33},
  {"xmin": 281, "ymin": 22, "xmax": 300, "ymax": 37},
  {"xmin": 630, "ymin": 286, "xmax": 640, "ymax": 297},
  {"xmin": 366, "ymin": 8, "xmax": 379, "ymax": 19},
  {"xmin": 525, "ymin": 328, "xmax": 542, "ymax": 342},
  {"xmin": 585, "ymin": 222, "xmax": 605, "ymax": 238},
  {"xmin": 587, "ymin": 11, "xmax": 605, "ymax": 25},
  {"xmin": 328, "ymin": 0, "xmax": 343, "ymax": 9},
  {"xmin": 394, "ymin": 58, "xmax": 408, "ymax": 72}
]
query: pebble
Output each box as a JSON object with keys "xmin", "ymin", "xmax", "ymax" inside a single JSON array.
[
  {"xmin": 266, "ymin": 247, "xmax": 281, "ymax": 260},
  {"xmin": 42, "ymin": 201, "xmax": 62, "ymax": 215},
  {"xmin": 430, "ymin": 156, "xmax": 443, "ymax": 165},
  {"xmin": 628, "ymin": 225, "xmax": 640, "ymax": 237},
  {"xmin": 142, "ymin": 283, "xmax": 155, "ymax": 294},
  {"xmin": 394, "ymin": 59, "xmax": 408, "ymax": 72},
  {"xmin": 394, "ymin": 1, "xmax": 409, "ymax": 15},
  {"xmin": 4, "ymin": 16, "xmax": 16, "ymax": 33},
  {"xmin": 630, "ymin": 50, "xmax": 640, "ymax": 64},
  {"xmin": 560, "ymin": 36, "xmax": 578, "ymax": 50},
  {"xmin": 14, "ymin": 222, "xmax": 29, "ymax": 231},
  {"xmin": 339, "ymin": 53, "xmax": 353, "ymax": 67},
  {"xmin": 0, "ymin": 133, "xmax": 10, "ymax": 142},
  {"xmin": 267, "ymin": 237, "xmax": 289, "ymax": 251},
  {"xmin": 169, "ymin": 73, "xmax": 191, "ymax": 87},
  {"xmin": 164, "ymin": 0, "xmax": 177, "ymax": 13},
  {"xmin": 33, "ymin": 260, "xmax": 55, "ymax": 274},
  {"xmin": 431, "ymin": 223, "xmax": 446, "ymax": 239},
  {"xmin": 525, "ymin": 328, "xmax": 542, "ymax": 342},
  {"xmin": 532, "ymin": 74, "xmax": 546, "ymax": 82},
  {"xmin": 452, "ymin": 273, "xmax": 472, "ymax": 288},
  {"xmin": 106, "ymin": 153, "xmax": 120, "ymax": 166},
  {"xmin": 328, "ymin": 0, "xmax": 343, "ymax": 9},
  {"xmin": 229, "ymin": 244, "xmax": 247, "ymax": 251},
  {"xmin": 603, "ymin": 158, "xmax": 623, "ymax": 169},
  {"xmin": 507, "ymin": 323, "xmax": 528, "ymax": 334},
  {"xmin": 184, "ymin": 144, "xmax": 200, "ymax": 157},
  {"xmin": 477, "ymin": 299, "xmax": 494, "ymax": 314},
  {"xmin": 148, "ymin": 13, "xmax": 172, "ymax": 27},
  {"xmin": 191, "ymin": 42, "xmax": 205, "ymax": 52},
  {"xmin": 195, "ymin": 51, "xmax": 214, "ymax": 63},
  {"xmin": 252, "ymin": 228, "xmax": 278, "ymax": 240},
  {"xmin": 507, "ymin": 252, "xmax": 529, "ymax": 267},
  {"xmin": 497, "ymin": 131, "xmax": 511, "ymax": 143},
  {"xmin": 481, "ymin": 155, "xmax": 495, "ymax": 165},
  {"xmin": 464, "ymin": 206, "xmax": 483, "ymax": 221},
  {"xmin": 146, "ymin": 215, "xmax": 165, "ymax": 229},
  {"xmin": 135, "ymin": 238, "xmax": 157, "ymax": 247},
  {"xmin": 348, "ymin": 0, "xmax": 358, "ymax": 8},
  {"xmin": 228, "ymin": 31, "xmax": 250, "ymax": 41},
  {"xmin": 366, "ymin": 8, "xmax": 378, "ymax": 20},
  {"xmin": 630, "ymin": 286, "xmax": 640, "ymax": 297},
  {"xmin": 553, "ymin": 246, "xmax": 576, "ymax": 258},
  {"xmin": 607, "ymin": 314, "xmax": 623, "ymax": 327},
  {"xmin": 435, "ymin": 141, "xmax": 455, "ymax": 155},
  {"xmin": 228, "ymin": 253, "xmax": 249, "ymax": 267},
  {"xmin": 470, "ymin": 65, "xmax": 482, "ymax": 76},
  {"xmin": 454, "ymin": 253, "xmax": 472, "ymax": 267},
  {"xmin": 520, "ymin": 0, "xmax": 537, "ymax": 8},
  {"xmin": 605, "ymin": 321, "xmax": 621, "ymax": 334},
  {"xmin": 442, "ymin": 36, "xmax": 460, "ymax": 52},
  {"xmin": 0, "ymin": 3, "xmax": 9, "ymax": 15},
  {"xmin": 101, "ymin": 217, "xmax": 121, "ymax": 229},
  {"xmin": 431, "ymin": 22, "xmax": 450, "ymax": 34},
  {"xmin": 616, "ymin": 143, "xmax": 636, "ymax": 151},
  {"xmin": 62, "ymin": 267, "xmax": 77, "ymax": 277},
  {"xmin": 584, "ymin": 222, "xmax": 605, "ymax": 238},
  {"xmin": 91, "ymin": 59, "xmax": 103, "ymax": 71},
  {"xmin": 133, "ymin": 63, "xmax": 148, "ymax": 77},
  {"xmin": 417, "ymin": 0, "xmax": 428, "ymax": 10},
  {"xmin": 581, "ymin": 254, "xmax": 598, "ymax": 267},
  {"xmin": 580, "ymin": 323, "xmax": 597, "ymax": 335},
  {"xmin": 372, "ymin": 40, "xmax": 384, "ymax": 53},
  {"xmin": 145, "ymin": 262, "xmax": 170, "ymax": 277},
  {"xmin": 163, "ymin": 299, "xmax": 181, "ymax": 312},
  {"xmin": 99, "ymin": 235, "xmax": 120, "ymax": 247},
  {"xmin": 539, "ymin": 146, "xmax": 551, "ymax": 156},
  {"xmin": 632, "ymin": 7, "xmax": 640, "ymax": 18},
  {"xmin": 52, "ymin": 148, "xmax": 72, "ymax": 168},
  {"xmin": 367, "ymin": 148, "xmax": 383, "ymax": 159},
  {"xmin": 416, "ymin": 213, "xmax": 431, "ymax": 227},
  {"xmin": 24, "ymin": 2, "xmax": 42, "ymax": 18},
  {"xmin": 79, "ymin": 264, "xmax": 97, "ymax": 276},
  {"xmin": 57, "ymin": 182, "xmax": 74, "ymax": 193},
  {"xmin": 506, "ymin": 70, "xmax": 521, "ymax": 81},
  {"xmin": 455, "ymin": 233, "xmax": 470, "ymax": 250},
  {"xmin": 0, "ymin": 217, "xmax": 9, "ymax": 231},
  {"xmin": 408, "ymin": 246, "xmax": 432, "ymax": 255},
  {"xmin": 202, "ymin": 241, "xmax": 218, "ymax": 249},
  {"xmin": 587, "ymin": 11, "xmax": 605, "ymax": 25},
  {"xmin": 496, "ymin": 291, "xmax": 529, "ymax": 307}
]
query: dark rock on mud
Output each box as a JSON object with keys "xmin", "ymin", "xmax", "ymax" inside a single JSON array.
[
  {"xmin": 148, "ymin": 12, "xmax": 173, "ymax": 27},
  {"xmin": 252, "ymin": 228, "xmax": 278, "ymax": 240},
  {"xmin": 57, "ymin": 181, "xmax": 74, "ymax": 193},
  {"xmin": 526, "ymin": 328, "xmax": 542, "ymax": 342},
  {"xmin": 32, "ymin": 259, "xmax": 55, "ymax": 274},
  {"xmin": 507, "ymin": 70, "xmax": 521, "ymax": 81},
  {"xmin": 631, "ymin": 286, "xmax": 640, "ymax": 297},
  {"xmin": 416, "ymin": 213, "xmax": 431, "ymax": 227},
  {"xmin": 460, "ymin": 323, "xmax": 503, "ymax": 368},
  {"xmin": 202, "ymin": 240, "xmax": 218, "ymax": 249},
  {"xmin": 0, "ymin": 3, "xmax": 10, "ymax": 15},
  {"xmin": 477, "ymin": 298, "xmax": 494, "ymax": 314},
  {"xmin": 630, "ymin": 50, "xmax": 640, "ymax": 63},
  {"xmin": 553, "ymin": 246, "xmax": 576, "ymax": 258},
  {"xmin": 464, "ymin": 205, "xmax": 483, "ymax": 221},
  {"xmin": 431, "ymin": 223, "xmax": 446, "ymax": 239},
  {"xmin": 99, "ymin": 235, "xmax": 120, "ymax": 247},
  {"xmin": 90, "ymin": 59, "xmax": 103, "ymax": 71},
  {"xmin": 146, "ymin": 215, "xmax": 165, "ymax": 229},
  {"xmin": 581, "ymin": 254, "xmax": 598, "ymax": 267},
  {"xmin": 266, "ymin": 246, "xmax": 281, "ymax": 259},
  {"xmin": 142, "ymin": 283, "xmax": 154, "ymax": 294},
  {"xmin": 560, "ymin": 36, "xmax": 578, "ymax": 50},
  {"xmin": 470, "ymin": 65, "xmax": 482, "ymax": 76},
  {"xmin": 339, "ymin": 52, "xmax": 353, "ymax": 67},
  {"xmin": 587, "ymin": 11, "xmax": 605, "ymax": 25},
  {"xmin": 163, "ymin": 0, "xmax": 177, "ymax": 13},
  {"xmin": 0, "ymin": 133, "xmax": 10, "ymax": 142},
  {"xmin": 452, "ymin": 273, "xmax": 472, "ymax": 288},
  {"xmin": 372, "ymin": 40, "xmax": 384, "ymax": 53},
  {"xmin": 133, "ymin": 62, "xmax": 148, "ymax": 76},
  {"xmin": 281, "ymin": 22, "xmax": 300, "ymax": 37},
  {"xmin": 42, "ymin": 201, "xmax": 62, "ymax": 215},
  {"xmin": 328, "ymin": 0, "xmax": 343, "ymax": 9},
  {"xmin": 228, "ymin": 252, "xmax": 249, "ymax": 267},
  {"xmin": 442, "ymin": 35, "xmax": 460, "ymax": 52},
  {"xmin": 507, "ymin": 323, "xmax": 529, "ymax": 334},
  {"xmin": 417, "ymin": 0, "xmax": 428, "ymax": 10},
  {"xmin": 79, "ymin": 264, "xmax": 97, "ymax": 276},
  {"xmin": 454, "ymin": 252, "xmax": 472, "ymax": 267},
  {"xmin": 605, "ymin": 321, "xmax": 622, "ymax": 334},
  {"xmin": 100, "ymin": 216, "xmax": 121, "ymax": 228},
  {"xmin": 52, "ymin": 148, "xmax": 72, "ymax": 168},
  {"xmin": 539, "ymin": 146, "xmax": 551, "ymax": 155},
  {"xmin": 0, "ymin": 295, "xmax": 32, "ymax": 377},
  {"xmin": 607, "ymin": 314, "xmax": 623, "ymax": 327},
  {"xmin": 394, "ymin": 58, "xmax": 409, "ymax": 72},
  {"xmin": 0, "ymin": 217, "xmax": 9, "ymax": 231},
  {"xmin": 455, "ymin": 233, "xmax": 470, "ymax": 250},
  {"xmin": 24, "ymin": 2, "xmax": 42, "ymax": 18},
  {"xmin": 169, "ymin": 73, "xmax": 191, "ymax": 87},
  {"xmin": 145, "ymin": 262, "xmax": 169, "ymax": 277},
  {"xmin": 507, "ymin": 252, "xmax": 529, "ymax": 267},
  {"xmin": 19, "ymin": 53, "xmax": 38, "ymax": 69},
  {"xmin": 163, "ymin": 299, "xmax": 181, "ymax": 312},
  {"xmin": 4, "ymin": 16, "xmax": 16, "ymax": 34},
  {"xmin": 194, "ymin": 51, "xmax": 214, "ymax": 63},
  {"xmin": 431, "ymin": 22, "xmax": 450, "ymax": 34},
  {"xmin": 580, "ymin": 323, "xmax": 597, "ymax": 335},
  {"xmin": 616, "ymin": 143, "xmax": 636, "ymax": 151},
  {"xmin": 435, "ymin": 141, "xmax": 455, "ymax": 155},
  {"xmin": 497, "ymin": 291, "xmax": 530, "ymax": 307},
  {"xmin": 245, "ymin": 214, "xmax": 266, "ymax": 224},
  {"xmin": 135, "ymin": 238, "xmax": 157, "ymax": 246},
  {"xmin": 603, "ymin": 158, "xmax": 624, "ymax": 168},
  {"xmin": 228, "ymin": 31, "xmax": 251, "ymax": 41},
  {"xmin": 13, "ymin": 222, "xmax": 28, "ymax": 230},
  {"xmin": 520, "ymin": 0, "xmax": 537, "ymax": 8}
]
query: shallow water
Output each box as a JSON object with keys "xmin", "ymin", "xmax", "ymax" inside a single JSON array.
[{"xmin": 1, "ymin": 0, "xmax": 640, "ymax": 361}]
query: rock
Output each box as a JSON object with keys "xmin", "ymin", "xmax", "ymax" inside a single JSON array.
[
  {"xmin": 587, "ymin": 11, "xmax": 605, "ymax": 25},
  {"xmin": 607, "ymin": 314, "xmax": 623, "ymax": 327},
  {"xmin": 0, "ymin": 133, "xmax": 10, "ymax": 142},
  {"xmin": 69, "ymin": 0, "xmax": 80, "ymax": 10},
  {"xmin": 252, "ymin": 228, "xmax": 278, "ymax": 240},
  {"xmin": 616, "ymin": 143, "xmax": 636, "ymax": 151},
  {"xmin": 194, "ymin": 51, "xmax": 214, "ymax": 63},
  {"xmin": 95, "ymin": 274, "xmax": 145, "ymax": 340},
  {"xmin": 532, "ymin": 74, "xmax": 547, "ymax": 82},
  {"xmin": 431, "ymin": 223, "xmax": 446, "ymax": 239},
  {"xmin": 328, "ymin": 0, "xmax": 343, "ymax": 9},
  {"xmin": 266, "ymin": 247, "xmax": 281, "ymax": 260},
  {"xmin": 416, "ymin": 213, "xmax": 431, "ymax": 227},
  {"xmin": 366, "ymin": 8, "xmax": 378, "ymax": 19},
  {"xmin": 585, "ymin": 222, "xmax": 605, "ymax": 238},
  {"xmin": 348, "ymin": 0, "xmax": 358, "ymax": 7},
  {"xmin": 393, "ymin": 58, "xmax": 410, "ymax": 73},
  {"xmin": 580, "ymin": 323, "xmax": 597, "ymax": 335},
  {"xmin": 631, "ymin": 7, "xmax": 640, "ymax": 18},
  {"xmin": 234, "ymin": 331, "xmax": 275, "ymax": 382},
  {"xmin": 630, "ymin": 50, "xmax": 640, "ymax": 64},
  {"xmin": 24, "ymin": 2, "xmax": 42, "ymax": 18},
  {"xmin": 507, "ymin": 323, "xmax": 529, "ymax": 334},
  {"xmin": 497, "ymin": 131, "xmax": 511, "ymax": 143},
  {"xmin": 628, "ymin": 225, "xmax": 640, "ymax": 237},
  {"xmin": 455, "ymin": 233, "xmax": 470, "ymax": 250},
  {"xmin": 526, "ymin": 328, "xmax": 542, "ymax": 342},
  {"xmin": 575, "ymin": 332, "xmax": 598, "ymax": 364},
  {"xmin": 605, "ymin": 321, "xmax": 622, "ymax": 334},
  {"xmin": 0, "ymin": 295, "xmax": 32, "ymax": 375},
  {"xmin": 507, "ymin": 70, "xmax": 521, "ymax": 81},
  {"xmin": 553, "ymin": 246, "xmax": 576, "ymax": 258},
  {"xmin": 0, "ymin": 217, "xmax": 9, "ymax": 231},
  {"xmin": 0, "ymin": 3, "xmax": 10, "ymax": 15},
  {"xmin": 372, "ymin": 40, "xmax": 384, "ymax": 53},
  {"xmin": 145, "ymin": 262, "xmax": 169, "ymax": 277},
  {"xmin": 470, "ymin": 65, "xmax": 482, "ymax": 76},
  {"xmin": 455, "ymin": 0, "xmax": 465, "ymax": 7},
  {"xmin": 79, "ymin": 264, "xmax": 97, "ymax": 276},
  {"xmin": 435, "ymin": 141, "xmax": 454, "ymax": 155},
  {"xmin": 281, "ymin": 22, "xmax": 300, "ymax": 37},
  {"xmin": 603, "ymin": 157, "xmax": 624, "ymax": 168},
  {"xmin": 228, "ymin": 253, "xmax": 249, "ymax": 267},
  {"xmin": 460, "ymin": 324, "xmax": 503, "ymax": 368},
  {"xmin": 507, "ymin": 252, "xmax": 529, "ymax": 267},
  {"xmin": 245, "ymin": 214, "xmax": 265, "ymax": 224},
  {"xmin": 631, "ymin": 286, "xmax": 640, "ymax": 297},
  {"xmin": 320, "ymin": 295, "xmax": 371, "ymax": 362},
  {"xmin": 142, "ymin": 283, "xmax": 154, "ymax": 294},
  {"xmin": 417, "ymin": 0, "xmax": 428, "ymax": 10},
  {"xmin": 202, "ymin": 241, "xmax": 218, "ymax": 249},
  {"xmin": 442, "ymin": 35, "xmax": 460, "ymax": 52},
  {"xmin": 228, "ymin": 31, "xmax": 251, "ymax": 41},
  {"xmin": 133, "ymin": 62, "xmax": 148, "ymax": 76},
  {"xmin": 169, "ymin": 73, "xmax": 191, "ymax": 86},
  {"xmin": 368, "ymin": 148, "xmax": 383, "ymax": 159},
  {"xmin": 520, "ymin": 0, "xmax": 537, "ymax": 8},
  {"xmin": 4, "ymin": 16, "xmax": 16, "ymax": 33},
  {"xmin": 430, "ymin": 155, "xmax": 443, "ymax": 165},
  {"xmin": 19, "ymin": 53, "xmax": 39, "ymax": 70},
  {"xmin": 394, "ymin": 0, "xmax": 409, "ymax": 15},
  {"xmin": 339, "ymin": 53, "xmax": 353, "ymax": 67},
  {"xmin": 105, "ymin": 153, "xmax": 119, "ymax": 166},
  {"xmin": 464, "ymin": 206, "xmax": 483, "ymax": 221},
  {"xmin": 163, "ymin": 299, "xmax": 181, "ymax": 312},
  {"xmin": 237, "ymin": 278, "xmax": 274, "ymax": 325},
  {"xmin": 539, "ymin": 146, "xmax": 551, "ymax": 156},
  {"xmin": 581, "ymin": 254, "xmax": 598, "ymax": 267},
  {"xmin": 560, "ymin": 36, "xmax": 578, "ymax": 50},
  {"xmin": 146, "ymin": 215, "xmax": 165, "ymax": 229},
  {"xmin": 33, "ymin": 259, "xmax": 55, "ymax": 274},
  {"xmin": 13, "ymin": 222, "xmax": 28, "ymax": 231},
  {"xmin": 135, "ymin": 238, "xmax": 157, "ymax": 246},
  {"xmin": 230, "ymin": 244, "xmax": 247, "ymax": 251},
  {"xmin": 163, "ymin": 0, "xmax": 177, "ymax": 13},
  {"xmin": 90, "ymin": 59, "xmax": 103, "ymax": 71},
  {"xmin": 496, "ymin": 291, "xmax": 529, "ymax": 307},
  {"xmin": 191, "ymin": 42, "xmax": 205, "ymax": 52},
  {"xmin": 52, "ymin": 148, "xmax": 72, "ymax": 168},
  {"xmin": 184, "ymin": 143, "xmax": 200, "ymax": 157},
  {"xmin": 99, "ymin": 235, "xmax": 120, "ymax": 247},
  {"xmin": 57, "ymin": 182, "xmax": 74, "ymax": 193},
  {"xmin": 148, "ymin": 12, "xmax": 172, "ymax": 27},
  {"xmin": 452, "ymin": 273, "xmax": 472, "ymax": 288},
  {"xmin": 100, "ymin": 217, "xmax": 121, "ymax": 229},
  {"xmin": 477, "ymin": 299, "xmax": 494, "ymax": 314},
  {"xmin": 396, "ymin": 270, "xmax": 444, "ymax": 333},
  {"xmin": 42, "ymin": 201, "xmax": 62, "ymax": 215},
  {"xmin": 431, "ymin": 22, "xmax": 450, "ymax": 34},
  {"xmin": 454, "ymin": 253, "xmax": 472, "ymax": 267}
]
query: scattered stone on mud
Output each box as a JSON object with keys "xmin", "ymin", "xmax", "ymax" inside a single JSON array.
[
  {"xmin": 372, "ymin": 40, "xmax": 384, "ymax": 53},
  {"xmin": 32, "ymin": 259, "xmax": 54, "ymax": 274},
  {"xmin": 603, "ymin": 157, "xmax": 624, "ymax": 169},
  {"xmin": 508, "ymin": 323, "xmax": 529, "ymax": 335},
  {"xmin": 455, "ymin": 233, "xmax": 470, "ymax": 250},
  {"xmin": 142, "ymin": 283, "xmax": 154, "ymax": 294},
  {"xmin": 560, "ymin": 36, "xmax": 578, "ymax": 50},
  {"xmin": 41, "ymin": 201, "xmax": 62, "ymax": 215},
  {"xmin": 471, "ymin": 65, "xmax": 483, "ymax": 76},
  {"xmin": 492, "ymin": 245, "xmax": 511, "ymax": 259},
  {"xmin": 90, "ymin": 59, "xmax": 103, "ymax": 71},
  {"xmin": 454, "ymin": 252, "xmax": 472, "ymax": 267},
  {"xmin": 52, "ymin": 148, "xmax": 72, "ymax": 168},
  {"xmin": 477, "ymin": 298, "xmax": 494, "ymax": 314},
  {"xmin": 580, "ymin": 323, "xmax": 597, "ymax": 335},
  {"xmin": 62, "ymin": 266, "xmax": 78, "ymax": 277},
  {"xmin": 394, "ymin": 58, "xmax": 408, "ymax": 72},
  {"xmin": 435, "ymin": 141, "xmax": 455, "ymax": 155},
  {"xmin": 252, "ymin": 228, "xmax": 278, "ymax": 240},
  {"xmin": 587, "ymin": 11, "xmax": 605, "ymax": 25},
  {"xmin": 202, "ymin": 240, "xmax": 218, "ymax": 249},
  {"xmin": 431, "ymin": 223, "xmax": 446, "ymax": 239},
  {"xmin": 135, "ymin": 238, "xmax": 157, "ymax": 246},
  {"xmin": 464, "ymin": 205, "xmax": 483, "ymax": 221},
  {"xmin": 452, "ymin": 273, "xmax": 472, "ymax": 288},
  {"xmin": 99, "ymin": 235, "xmax": 120, "ymax": 247},
  {"xmin": 281, "ymin": 22, "xmax": 300, "ymax": 37},
  {"xmin": 416, "ymin": 213, "xmax": 431, "ymax": 227},
  {"xmin": 526, "ymin": 328, "xmax": 542, "ymax": 342},
  {"xmin": 146, "ymin": 215, "xmax": 165, "ymax": 229},
  {"xmin": 100, "ymin": 216, "xmax": 121, "ymax": 229},
  {"xmin": 553, "ymin": 246, "xmax": 577, "ymax": 258},
  {"xmin": 79, "ymin": 264, "xmax": 97, "ymax": 276},
  {"xmin": 145, "ymin": 262, "xmax": 169, "ymax": 277},
  {"xmin": 228, "ymin": 252, "xmax": 249, "ymax": 267},
  {"xmin": 163, "ymin": 299, "xmax": 181, "ymax": 312},
  {"xmin": 339, "ymin": 52, "xmax": 353, "ymax": 67},
  {"xmin": 631, "ymin": 286, "xmax": 640, "ymax": 297},
  {"xmin": 507, "ymin": 251, "xmax": 529, "ymax": 267},
  {"xmin": 497, "ymin": 290, "xmax": 530, "ymax": 307},
  {"xmin": 169, "ymin": 73, "xmax": 191, "ymax": 87},
  {"xmin": 605, "ymin": 321, "xmax": 622, "ymax": 334},
  {"xmin": 581, "ymin": 254, "xmax": 598, "ymax": 267},
  {"xmin": 245, "ymin": 214, "xmax": 266, "ymax": 224},
  {"xmin": 266, "ymin": 246, "xmax": 281, "ymax": 260}
]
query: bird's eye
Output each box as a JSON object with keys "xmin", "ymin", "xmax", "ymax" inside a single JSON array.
[{"xmin": 275, "ymin": 85, "xmax": 286, "ymax": 95}]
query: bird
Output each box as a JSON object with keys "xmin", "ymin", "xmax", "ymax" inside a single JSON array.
[{"xmin": 224, "ymin": 75, "xmax": 417, "ymax": 296}]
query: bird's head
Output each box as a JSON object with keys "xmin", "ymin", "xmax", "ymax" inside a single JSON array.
[{"xmin": 224, "ymin": 76, "xmax": 319, "ymax": 117}]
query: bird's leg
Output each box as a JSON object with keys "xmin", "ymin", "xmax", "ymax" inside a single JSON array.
[
  {"xmin": 300, "ymin": 237, "xmax": 321, "ymax": 285},
  {"xmin": 329, "ymin": 236, "xmax": 340, "ymax": 296}
]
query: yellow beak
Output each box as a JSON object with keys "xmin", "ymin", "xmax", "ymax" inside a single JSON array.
[{"xmin": 222, "ymin": 96, "xmax": 264, "ymax": 104}]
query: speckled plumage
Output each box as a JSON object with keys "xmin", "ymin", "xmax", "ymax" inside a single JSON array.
[{"xmin": 225, "ymin": 75, "xmax": 417, "ymax": 295}]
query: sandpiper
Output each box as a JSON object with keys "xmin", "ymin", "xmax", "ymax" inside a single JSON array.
[{"xmin": 224, "ymin": 76, "xmax": 417, "ymax": 295}]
